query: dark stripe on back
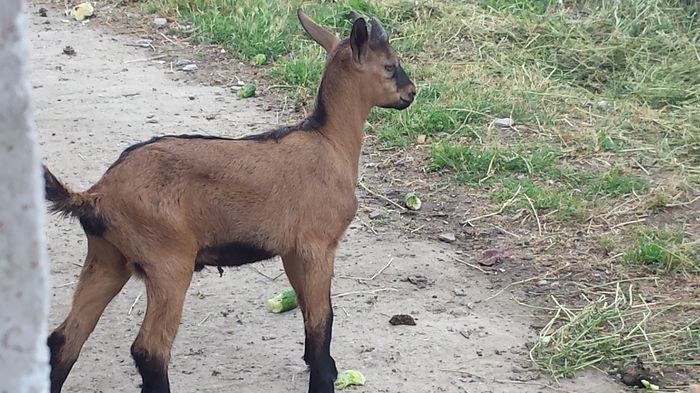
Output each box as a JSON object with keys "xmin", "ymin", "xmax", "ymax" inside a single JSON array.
[{"xmin": 106, "ymin": 81, "xmax": 329, "ymax": 172}]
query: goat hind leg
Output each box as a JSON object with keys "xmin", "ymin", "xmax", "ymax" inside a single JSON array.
[
  {"xmin": 48, "ymin": 236, "xmax": 131, "ymax": 393},
  {"xmin": 131, "ymin": 261, "xmax": 193, "ymax": 393}
]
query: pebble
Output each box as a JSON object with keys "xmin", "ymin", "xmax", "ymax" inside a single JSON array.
[
  {"xmin": 153, "ymin": 17, "xmax": 168, "ymax": 28},
  {"xmin": 369, "ymin": 208, "xmax": 385, "ymax": 219},
  {"xmin": 175, "ymin": 58, "xmax": 193, "ymax": 66},
  {"xmin": 453, "ymin": 288, "xmax": 466, "ymax": 297},
  {"xmin": 439, "ymin": 233, "xmax": 456, "ymax": 243},
  {"xmin": 494, "ymin": 117, "xmax": 513, "ymax": 128},
  {"xmin": 182, "ymin": 64, "xmax": 198, "ymax": 72}
]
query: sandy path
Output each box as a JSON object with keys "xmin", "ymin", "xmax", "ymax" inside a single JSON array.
[{"xmin": 29, "ymin": 3, "xmax": 622, "ymax": 392}]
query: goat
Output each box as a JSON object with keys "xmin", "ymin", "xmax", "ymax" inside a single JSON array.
[{"xmin": 43, "ymin": 9, "xmax": 416, "ymax": 393}]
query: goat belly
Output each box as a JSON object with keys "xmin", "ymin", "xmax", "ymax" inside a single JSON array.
[{"xmin": 194, "ymin": 241, "xmax": 276, "ymax": 268}]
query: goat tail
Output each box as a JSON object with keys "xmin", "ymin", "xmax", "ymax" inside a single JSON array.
[{"xmin": 43, "ymin": 165, "xmax": 95, "ymax": 218}]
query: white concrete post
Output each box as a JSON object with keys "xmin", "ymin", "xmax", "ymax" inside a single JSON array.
[{"xmin": 0, "ymin": 0, "xmax": 51, "ymax": 392}]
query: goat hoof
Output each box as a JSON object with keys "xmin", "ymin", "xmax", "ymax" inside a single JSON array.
[{"xmin": 308, "ymin": 359, "xmax": 337, "ymax": 393}]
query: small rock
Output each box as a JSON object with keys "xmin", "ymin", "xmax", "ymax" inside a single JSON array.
[
  {"xmin": 389, "ymin": 314, "xmax": 416, "ymax": 326},
  {"xmin": 205, "ymin": 114, "xmax": 216, "ymax": 120},
  {"xmin": 453, "ymin": 288, "xmax": 466, "ymax": 297},
  {"xmin": 38, "ymin": 7, "xmax": 48, "ymax": 17},
  {"xmin": 494, "ymin": 117, "xmax": 513, "ymax": 128},
  {"xmin": 369, "ymin": 209, "xmax": 384, "ymax": 220},
  {"xmin": 175, "ymin": 58, "xmax": 193, "ymax": 66},
  {"xmin": 439, "ymin": 233, "xmax": 456, "ymax": 243},
  {"xmin": 182, "ymin": 64, "xmax": 198, "ymax": 72},
  {"xmin": 62, "ymin": 46, "xmax": 76, "ymax": 56},
  {"xmin": 404, "ymin": 275, "xmax": 429, "ymax": 289},
  {"xmin": 146, "ymin": 119, "xmax": 159, "ymax": 124},
  {"xmin": 536, "ymin": 279, "xmax": 548, "ymax": 286},
  {"xmin": 261, "ymin": 335, "xmax": 276, "ymax": 341},
  {"xmin": 597, "ymin": 100, "xmax": 608, "ymax": 110},
  {"xmin": 479, "ymin": 249, "xmax": 505, "ymax": 266},
  {"xmin": 153, "ymin": 17, "xmax": 168, "ymax": 28}
]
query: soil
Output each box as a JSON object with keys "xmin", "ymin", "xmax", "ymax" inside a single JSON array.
[{"xmin": 31, "ymin": 1, "xmax": 635, "ymax": 392}]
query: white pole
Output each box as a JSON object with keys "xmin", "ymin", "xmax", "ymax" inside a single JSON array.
[{"xmin": 0, "ymin": 0, "xmax": 51, "ymax": 392}]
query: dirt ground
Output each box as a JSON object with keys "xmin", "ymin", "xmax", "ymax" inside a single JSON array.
[{"xmin": 30, "ymin": 2, "xmax": 626, "ymax": 392}]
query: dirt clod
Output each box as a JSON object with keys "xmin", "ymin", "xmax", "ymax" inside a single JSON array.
[
  {"xmin": 38, "ymin": 7, "xmax": 48, "ymax": 17},
  {"xmin": 480, "ymin": 249, "xmax": 505, "ymax": 266},
  {"xmin": 62, "ymin": 46, "xmax": 76, "ymax": 56},
  {"xmin": 404, "ymin": 274, "xmax": 430, "ymax": 289},
  {"xmin": 620, "ymin": 358, "xmax": 652, "ymax": 387},
  {"xmin": 389, "ymin": 314, "xmax": 416, "ymax": 326}
]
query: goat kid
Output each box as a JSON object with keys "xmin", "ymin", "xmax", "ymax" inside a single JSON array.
[{"xmin": 43, "ymin": 9, "xmax": 415, "ymax": 393}]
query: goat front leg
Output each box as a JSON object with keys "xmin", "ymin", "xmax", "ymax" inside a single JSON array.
[
  {"xmin": 48, "ymin": 236, "xmax": 131, "ymax": 393},
  {"xmin": 283, "ymin": 252, "xmax": 338, "ymax": 393},
  {"xmin": 130, "ymin": 258, "xmax": 193, "ymax": 393}
]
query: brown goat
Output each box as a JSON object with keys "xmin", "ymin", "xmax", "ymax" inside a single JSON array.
[{"xmin": 43, "ymin": 9, "xmax": 415, "ymax": 393}]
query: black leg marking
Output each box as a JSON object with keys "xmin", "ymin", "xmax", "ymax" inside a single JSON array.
[
  {"xmin": 47, "ymin": 330, "xmax": 71, "ymax": 393},
  {"xmin": 307, "ymin": 310, "xmax": 337, "ymax": 393},
  {"xmin": 131, "ymin": 345, "xmax": 170, "ymax": 393}
]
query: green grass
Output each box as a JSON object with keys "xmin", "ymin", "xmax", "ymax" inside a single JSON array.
[
  {"xmin": 530, "ymin": 283, "xmax": 700, "ymax": 379},
  {"xmin": 146, "ymin": 0, "xmax": 698, "ymax": 220},
  {"xmin": 623, "ymin": 226, "xmax": 700, "ymax": 272}
]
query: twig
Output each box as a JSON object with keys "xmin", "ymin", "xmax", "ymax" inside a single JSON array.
[
  {"xmin": 448, "ymin": 254, "xmax": 488, "ymax": 274},
  {"xmin": 358, "ymin": 181, "xmax": 406, "ymax": 211},
  {"xmin": 524, "ymin": 194, "xmax": 542, "ymax": 236},
  {"xmin": 339, "ymin": 258, "xmax": 395, "ymax": 281},
  {"xmin": 664, "ymin": 194, "xmax": 700, "ymax": 208},
  {"xmin": 251, "ymin": 266, "xmax": 276, "ymax": 280},
  {"xmin": 124, "ymin": 54, "xmax": 167, "ymax": 64},
  {"xmin": 332, "ymin": 288, "xmax": 398, "ymax": 298},
  {"xmin": 159, "ymin": 32, "xmax": 176, "ymax": 45},
  {"xmin": 53, "ymin": 281, "xmax": 76, "ymax": 288},
  {"xmin": 484, "ymin": 263, "xmax": 571, "ymax": 301},
  {"xmin": 358, "ymin": 218, "xmax": 378, "ymax": 235},
  {"xmin": 490, "ymin": 224, "xmax": 520, "ymax": 238},
  {"xmin": 632, "ymin": 158, "xmax": 650, "ymax": 176},
  {"xmin": 611, "ymin": 218, "xmax": 646, "ymax": 229},
  {"xmin": 128, "ymin": 292, "xmax": 142, "ymax": 316},
  {"xmin": 463, "ymin": 185, "xmax": 522, "ymax": 225},
  {"xmin": 198, "ymin": 312, "xmax": 211, "ymax": 326}
]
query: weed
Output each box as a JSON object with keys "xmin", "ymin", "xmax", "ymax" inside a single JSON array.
[{"xmin": 623, "ymin": 226, "xmax": 698, "ymax": 272}]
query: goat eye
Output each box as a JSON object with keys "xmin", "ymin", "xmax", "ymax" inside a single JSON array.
[{"xmin": 384, "ymin": 65, "xmax": 396, "ymax": 73}]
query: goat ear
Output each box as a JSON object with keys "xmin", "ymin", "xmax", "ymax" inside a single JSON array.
[
  {"xmin": 350, "ymin": 17, "xmax": 369, "ymax": 64},
  {"xmin": 297, "ymin": 9, "xmax": 339, "ymax": 53},
  {"xmin": 348, "ymin": 10, "xmax": 363, "ymax": 22},
  {"xmin": 370, "ymin": 17, "xmax": 388, "ymax": 44}
]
